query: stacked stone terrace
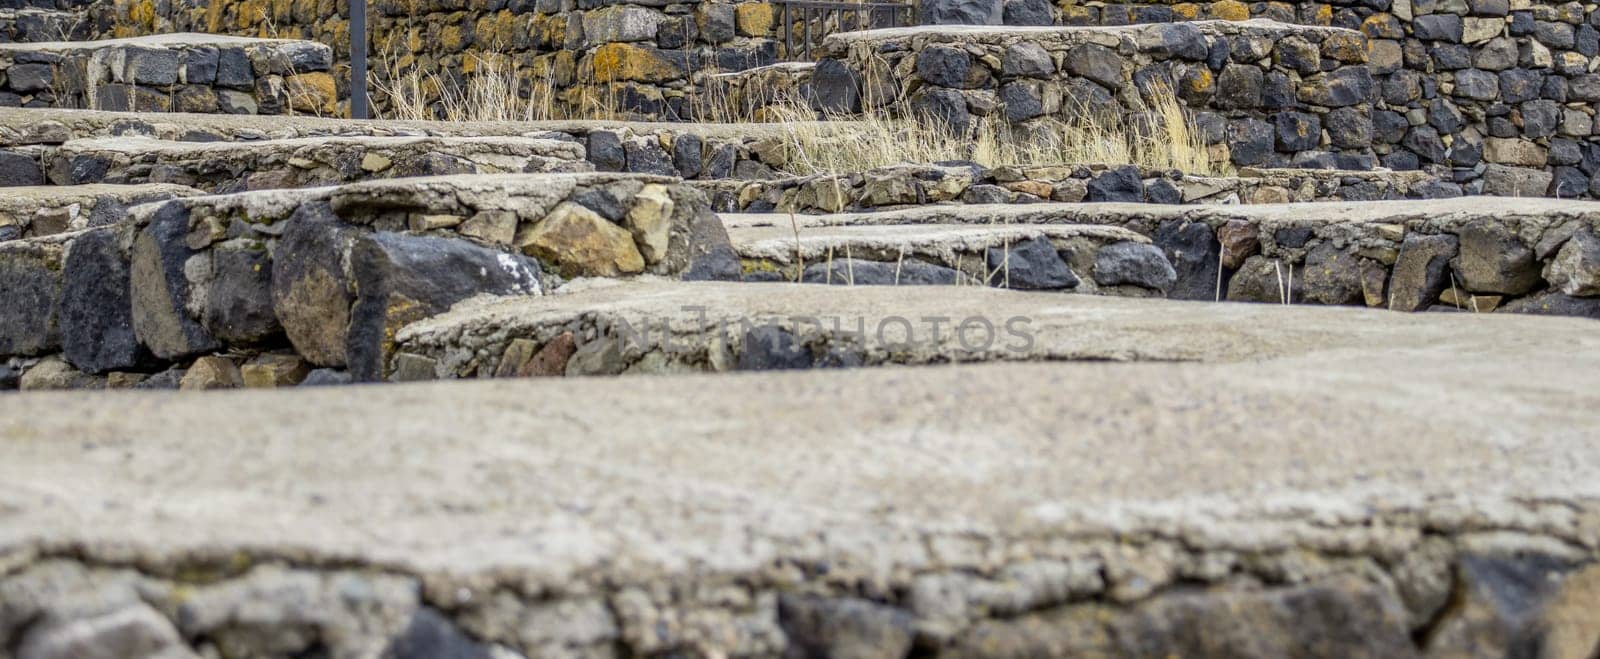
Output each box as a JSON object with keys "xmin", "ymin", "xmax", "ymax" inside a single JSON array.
[
  {"xmin": 816, "ymin": 21, "xmax": 1381, "ymax": 169},
  {"xmin": 6, "ymin": 2, "xmax": 1600, "ymax": 655},
  {"xmin": 0, "ymin": 0, "xmax": 1595, "ymax": 192}
]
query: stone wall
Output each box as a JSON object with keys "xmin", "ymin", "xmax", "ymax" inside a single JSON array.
[
  {"xmin": 0, "ymin": 33, "xmax": 339, "ymax": 113},
  {"xmin": 95, "ymin": 0, "xmax": 817, "ymax": 118},
  {"xmin": 1041, "ymin": 0, "xmax": 1600, "ymax": 196},
  {"xmin": 0, "ymin": 173, "xmax": 740, "ymax": 386},
  {"xmin": 0, "ymin": 7, "xmax": 90, "ymax": 42},
  {"xmin": 815, "ymin": 21, "xmax": 1382, "ymax": 171}
]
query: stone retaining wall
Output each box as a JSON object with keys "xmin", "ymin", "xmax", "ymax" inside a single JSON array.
[
  {"xmin": 95, "ymin": 0, "xmax": 821, "ymax": 118},
  {"xmin": 1046, "ymin": 0, "xmax": 1600, "ymax": 196},
  {"xmin": 0, "ymin": 33, "xmax": 338, "ymax": 113},
  {"xmin": 0, "ymin": 7, "xmax": 89, "ymax": 43},
  {"xmin": 0, "ymin": 173, "xmax": 739, "ymax": 387},
  {"xmin": 815, "ymin": 21, "xmax": 1380, "ymax": 171}
]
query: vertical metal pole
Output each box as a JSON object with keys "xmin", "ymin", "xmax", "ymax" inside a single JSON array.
[
  {"xmin": 350, "ymin": 0, "xmax": 368, "ymax": 119},
  {"xmin": 802, "ymin": 6, "xmax": 810, "ymax": 60},
  {"xmin": 783, "ymin": 3, "xmax": 792, "ymax": 60}
]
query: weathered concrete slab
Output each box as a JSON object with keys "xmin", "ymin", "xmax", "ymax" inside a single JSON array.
[
  {"xmin": 0, "ymin": 106, "xmax": 833, "ymax": 181},
  {"xmin": 725, "ymin": 198, "xmax": 1600, "ymax": 310},
  {"xmin": 0, "ymin": 183, "xmax": 199, "ymax": 240},
  {"xmin": 42, "ymin": 135, "xmax": 591, "ymax": 191},
  {"xmin": 392, "ymin": 277, "xmax": 1593, "ymax": 378},
  {"xmin": 695, "ymin": 164, "xmax": 1445, "ymax": 213},
  {"xmin": 727, "ymin": 221, "xmax": 1162, "ymax": 293},
  {"xmin": 0, "ymin": 105, "xmax": 825, "ymax": 141},
  {"xmin": 4, "ymin": 301, "xmax": 1600, "ymax": 655}
]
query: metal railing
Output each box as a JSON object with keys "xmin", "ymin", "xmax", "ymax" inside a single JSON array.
[{"xmin": 775, "ymin": 0, "xmax": 914, "ymax": 61}]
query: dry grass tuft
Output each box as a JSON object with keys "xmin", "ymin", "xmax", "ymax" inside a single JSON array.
[
  {"xmin": 373, "ymin": 52, "xmax": 566, "ymax": 122},
  {"xmin": 372, "ymin": 54, "xmax": 1222, "ymax": 175},
  {"xmin": 772, "ymin": 80, "xmax": 1222, "ymax": 176}
]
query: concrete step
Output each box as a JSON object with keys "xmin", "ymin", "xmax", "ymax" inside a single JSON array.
[
  {"xmin": 4, "ymin": 306, "xmax": 1600, "ymax": 656},
  {"xmin": 692, "ymin": 165, "xmax": 1445, "ymax": 213},
  {"xmin": 389, "ymin": 277, "xmax": 1600, "ymax": 380},
  {"xmin": 0, "ymin": 182, "xmax": 198, "ymax": 240},
  {"xmin": 722, "ymin": 197, "xmax": 1600, "ymax": 314},
  {"xmin": 36, "ymin": 135, "xmax": 590, "ymax": 191},
  {"xmin": 0, "ymin": 105, "xmax": 816, "ymax": 181},
  {"xmin": 726, "ymin": 220, "xmax": 1166, "ymax": 295},
  {"xmin": 0, "ymin": 173, "xmax": 739, "ymax": 385}
]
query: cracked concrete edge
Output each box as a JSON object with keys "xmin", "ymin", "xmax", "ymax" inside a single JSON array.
[
  {"xmin": 729, "ymin": 222, "xmax": 1148, "ymax": 265},
  {"xmin": 122, "ymin": 173, "xmax": 685, "ymax": 226},
  {"xmin": 720, "ymin": 197, "xmax": 1600, "ymax": 252},
  {"xmin": 0, "ymin": 32, "xmax": 323, "ymax": 52},
  {"xmin": 0, "ymin": 106, "xmax": 849, "ymax": 143},
  {"xmin": 822, "ymin": 18, "xmax": 1361, "ymax": 49},
  {"xmin": 391, "ymin": 279, "xmax": 1600, "ymax": 376},
  {"xmin": 54, "ymin": 133, "xmax": 589, "ymax": 159}
]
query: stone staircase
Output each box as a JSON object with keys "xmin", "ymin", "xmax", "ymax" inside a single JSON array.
[{"xmin": 5, "ymin": 7, "xmax": 1600, "ymax": 657}]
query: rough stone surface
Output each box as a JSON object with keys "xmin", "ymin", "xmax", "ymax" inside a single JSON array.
[
  {"xmin": 128, "ymin": 204, "xmax": 219, "ymax": 360},
  {"xmin": 1301, "ymin": 243, "xmax": 1365, "ymax": 305},
  {"xmin": 0, "ymin": 237, "xmax": 63, "ymax": 357},
  {"xmin": 270, "ymin": 203, "xmax": 357, "ymax": 367},
  {"xmin": 986, "ymin": 236, "xmax": 1079, "ymax": 290},
  {"xmin": 347, "ymin": 231, "xmax": 543, "ymax": 381},
  {"xmin": 60, "ymin": 228, "xmax": 150, "ymax": 373},
  {"xmin": 1453, "ymin": 218, "xmax": 1543, "ymax": 295},
  {"xmin": 1093, "ymin": 241, "xmax": 1177, "ymax": 292},
  {"xmin": 1544, "ymin": 227, "xmax": 1600, "ymax": 297},
  {"xmin": 1153, "ymin": 220, "xmax": 1224, "ymax": 301},
  {"xmin": 518, "ymin": 201, "xmax": 647, "ymax": 278},
  {"xmin": 1390, "ymin": 234, "xmax": 1461, "ymax": 311},
  {"xmin": 801, "ymin": 259, "xmax": 969, "ymax": 285}
]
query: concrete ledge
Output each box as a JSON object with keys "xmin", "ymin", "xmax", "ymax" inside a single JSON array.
[
  {"xmin": 0, "ymin": 107, "xmax": 840, "ymax": 182},
  {"xmin": 728, "ymin": 222, "xmax": 1161, "ymax": 295},
  {"xmin": 396, "ymin": 277, "xmax": 1600, "ymax": 377},
  {"xmin": 722, "ymin": 198, "xmax": 1600, "ymax": 312},
  {"xmin": 42, "ymin": 135, "xmax": 590, "ymax": 191},
  {"xmin": 0, "ymin": 182, "xmax": 198, "ymax": 240},
  {"xmin": 5, "ymin": 319, "xmax": 1600, "ymax": 655},
  {"xmin": 693, "ymin": 164, "xmax": 1447, "ymax": 213}
]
